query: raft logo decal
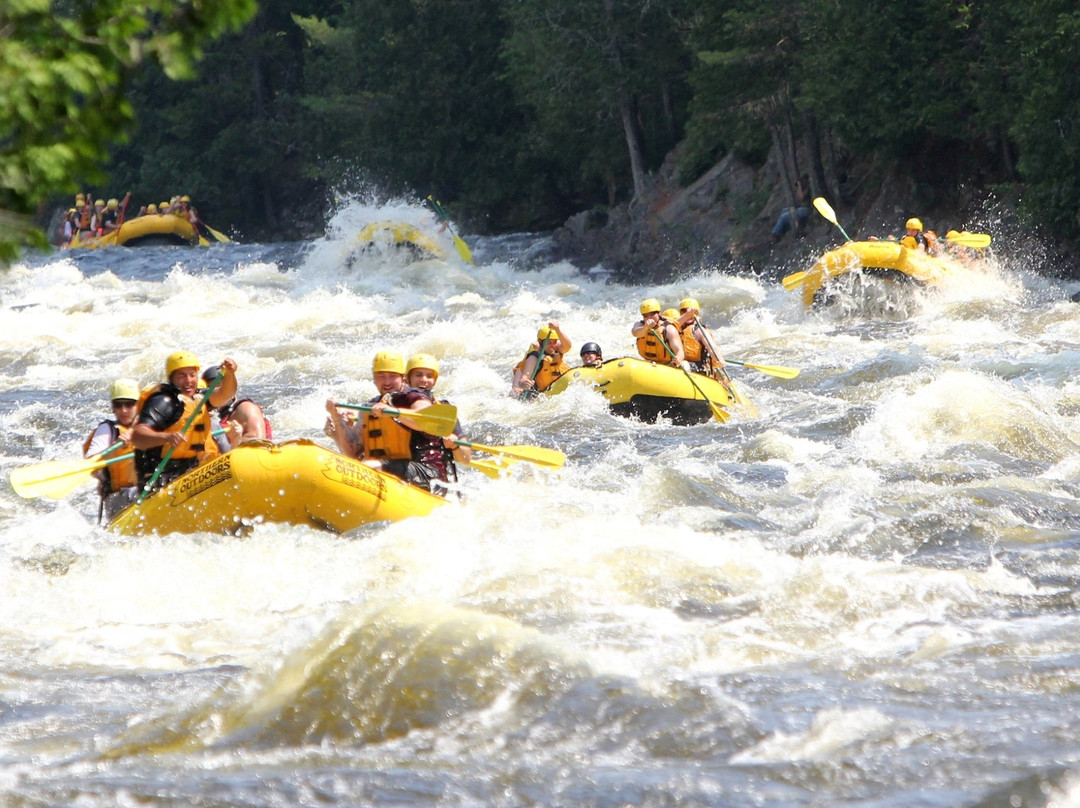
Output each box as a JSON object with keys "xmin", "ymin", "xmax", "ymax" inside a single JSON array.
[
  {"xmin": 169, "ymin": 455, "xmax": 232, "ymax": 505},
  {"xmin": 323, "ymin": 456, "xmax": 385, "ymax": 501}
]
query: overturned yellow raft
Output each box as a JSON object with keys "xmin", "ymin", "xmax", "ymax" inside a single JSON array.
[
  {"xmin": 69, "ymin": 214, "xmax": 206, "ymax": 249},
  {"xmin": 543, "ymin": 357, "xmax": 738, "ymax": 425},
  {"xmin": 792, "ymin": 241, "xmax": 959, "ymax": 307},
  {"xmin": 109, "ymin": 440, "xmax": 446, "ymax": 537},
  {"xmin": 356, "ymin": 221, "xmax": 446, "ymax": 260}
]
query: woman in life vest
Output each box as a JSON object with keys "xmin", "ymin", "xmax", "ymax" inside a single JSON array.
[
  {"xmin": 83, "ymin": 378, "xmax": 141, "ymax": 522},
  {"xmin": 900, "ymin": 217, "xmax": 930, "ymax": 252},
  {"xmin": 511, "ymin": 322, "xmax": 571, "ymax": 396},
  {"xmin": 201, "ymin": 365, "xmax": 271, "ymax": 447},
  {"xmin": 631, "ymin": 298, "xmax": 687, "ymax": 369},
  {"xmin": 324, "ymin": 351, "xmax": 455, "ymax": 492},
  {"xmin": 131, "ymin": 351, "xmax": 237, "ymax": 492},
  {"xmin": 404, "ymin": 353, "xmax": 472, "ymax": 477}
]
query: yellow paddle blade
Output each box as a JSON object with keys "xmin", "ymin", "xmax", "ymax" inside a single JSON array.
[
  {"xmin": 945, "ymin": 231, "xmax": 992, "ymax": 249},
  {"xmin": 205, "ymin": 223, "xmax": 231, "ymax": 242},
  {"xmin": 459, "ymin": 441, "xmax": 565, "ymax": 468},
  {"xmin": 726, "ymin": 358, "xmax": 800, "ymax": 379},
  {"xmin": 781, "ymin": 271, "xmax": 809, "ymax": 290},
  {"xmin": 9, "ymin": 455, "xmax": 114, "ymax": 499},
  {"xmin": 813, "ymin": 196, "xmax": 838, "ymax": 225},
  {"xmin": 466, "ymin": 456, "xmax": 521, "ymax": 479},
  {"xmin": 338, "ymin": 402, "xmax": 459, "ymax": 438},
  {"xmin": 451, "ymin": 234, "xmax": 474, "ymax": 264}
]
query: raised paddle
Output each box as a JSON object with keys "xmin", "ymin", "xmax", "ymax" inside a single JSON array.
[
  {"xmin": 813, "ymin": 196, "xmax": 853, "ymax": 242},
  {"xmin": 427, "ymin": 196, "xmax": 474, "ymax": 264},
  {"xmin": 453, "ymin": 440, "xmax": 565, "ymax": 469},
  {"xmin": 138, "ymin": 371, "xmax": 224, "ymax": 503},
  {"xmin": 724, "ymin": 358, "xmax": 800, "ymax": 380},
  {"xmin": 10, "ymin": 440, "xmax": 126, "ymax": 500},
  {"xmin": 650, "ymin": 329, "xmax": 729, "ymax": 423},
  {"xmin": 335, "ymin": 402, "xmax": 459, "ymax": 438},
  {"xmin": 519, "ymin": 336, "xmax": 549, "ymax": 401}
]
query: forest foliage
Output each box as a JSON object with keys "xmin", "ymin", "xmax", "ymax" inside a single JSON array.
[{"xmin": 5, "ymin": 0, "xmax": 1080, "ymax": 253}]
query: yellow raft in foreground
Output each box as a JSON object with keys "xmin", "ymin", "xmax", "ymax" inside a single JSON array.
[
  {"xmin": 543, "ymin": 356, "xmax": 738, "ymax": 425},
  {"xmin": 789, "ymin": 241, "xmax": 959, "ymax": 307},
  {"xmin": 69, "ymin": 214, "xmax": 207, "ymax": 249},
  {"xmin": 109, "ymin": 440, "xmax": 446, "ymax": 537}
]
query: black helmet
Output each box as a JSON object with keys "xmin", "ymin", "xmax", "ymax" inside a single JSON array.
[
  {"xmin": 201, "ymin": 364, "xmax": 223, "ymax": 384},
  {"xmin": 579, "ymin": 342, "xmax": 602, "ymax": 357}
]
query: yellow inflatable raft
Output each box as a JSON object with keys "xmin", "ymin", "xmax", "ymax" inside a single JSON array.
[
  {"xmin": 543, "ymin": 357, "xmax": 738, "ymax": 425},
  {"xmin": 788, "ymin": 241, "xmax": 958, "ymax": 307},
  {"xmin": 109, "ymin": 440, "xmax": 446, "ymax": 537},
  {"xmin": 69, "ymin": 214, "xmax": 206, "ymax": 249},
  {"xmin": 356, "ymin": 221, "xmax": 446, "ymax": 260}
]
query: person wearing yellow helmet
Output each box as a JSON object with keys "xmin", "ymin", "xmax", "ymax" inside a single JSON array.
[
  {"xmin": 83, "ymin": 378, "xmax": 142, "ymax": 521},
  {"xmin": 672, "ymin": 297, "xmax": 733, "ymax": 387},
  {"xmin": 131, "ymin": 353, "xmax": 238, "ymax": 492},
  {"xmin": 99, "ymin": 197, "xmax": 122, "ymax": 234},
  {"xmin": 511, "ymin": 322, "xmax": 571, "ymax": 397},
  {"xmin": 900, "ymin": 217, "xmax": 929, "ymax": 252},
  {"xmin": 404, "ymin": 353, "xmax": 472, "ymax": 472},
  {"xmin": 325, "ymin": 351, "xmax": 460, "ymax": 492},
  {"xmin": 632, "ymin": 299, "xmax": 686, "ymax": 368}
]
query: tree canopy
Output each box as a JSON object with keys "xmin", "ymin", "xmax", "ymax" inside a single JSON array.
[{"xmin": 6, "ymin": 0, "xmax": 1080, "ymax": 256}]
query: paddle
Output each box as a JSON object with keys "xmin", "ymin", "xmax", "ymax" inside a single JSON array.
[
  {"xmin": 783, "ymin": 197, "xmax": 847, "ymax": 289},
  {"xmin": 724, "ymin": 358, "xmax": 800, "ymax": 379},
  {"xmin": 335, "ymin": 402, "xmax": 459, "ymax": 438},
  {"xmin": 466, "ymin": 456, "xmax": 522, "ymax": 479},
  {"xmin": 650, "ymin": 329, "xmax": 729, "ymax": 423},
  {"xmin": 519, "ymin": 336, "xmax": 549, "ymax": 401},
  {"xmin": 813, "ymin": 196, "xmax": 853, "ymax": 242},
  {"xmin": 453, "ymin": 440, "xmax": 565, "ymax": 469},
  {"xmin": 115, "ymin": 191, "xmax": 131, "ymax": 229},
  {"xmin": 138, "ymin": 372, "xmax": 224, "ymax": 503},
  {"xmin": 10, "ymin": 440, "xmax": 126, "ymax": 500},
  {"xmin": 200, "ymin": 221, "xmax": 231, "ymax": 243},
  {"xmin": 427, "ymin": 196, "xmax": 474, "ymax": 263},
  {"xmin": 945, "ymin": 231, "xmax": 992, "ymax": 249}
]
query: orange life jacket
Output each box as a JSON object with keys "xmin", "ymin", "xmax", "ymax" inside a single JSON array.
[
  {"xmin": 82, "ymin": 421, "xmax": 137, "ymax": 493},
  {"xmin": 360, "ymin": 410, "xmax": 414, "ymax": 460},
  {"xmin": 636, "ymin": 322, "xmax": 677, "ymax": 364},
  {"xmin": 514, "ymin": 344, "xmax": 569, "ymax": 392}
]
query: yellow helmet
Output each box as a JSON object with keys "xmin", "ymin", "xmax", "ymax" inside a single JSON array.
[
  {"xmin": 165, "ymin": 351, "xmax": 199, "ymax": 378},
  {"xmin": 108, "ymin": 378, "xmax": 140, "ymax": 402},
  {"xmin": 406, "ymin": 353, "xmax": 440, "ymax": 383},
  {"xmin": 906, "ymin": 217, "xmax": 923, "ymax": 232},
  {"xmin": 181, "ymin": 195, "xmax": 191, "ymax": 203},
  {"xmin": 75, "ymin": 193, "xmax": 85, "ymax": 202},
  {"xmin": 679, "ymin": 297, "xmax": 700, "ymax": 313},
  {"xmin": 159, "ymin": 202, "xmax": 170, "ymax": 211},
  {"xmin": 371, "ymin": 350, "xmax": 405, "ymax": 375},
  {"xmin": 640, "ymin": 298, "xmax": 661, "ymax": 315},
  {"xmin": 94, "ymin": 199, "xmax": 105, "ymax": 207},
  {"xmin": 662, "ymin": 308, "xmax": 680, "ymax": 322},
  {"xmin": 107, "ymin": 198, "xmax": 119, "ymax": 209},
  {"xmin": 537, "ymin": 325, "xmax": 558, "ymax": 343},
  {"xmin": 146, "ymin": 204, "xmax": 157, "ymax": 213}
]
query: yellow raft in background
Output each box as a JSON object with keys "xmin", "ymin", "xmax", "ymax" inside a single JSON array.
[
  {"xmin": 543, "ymin": 356, "xmax": 738, "ymax": 425},
  {"xmin": 792, "ymin": 241, "xmax": 959, "ymax": 307},
  {"xmin": 69, "ymin": 214, "xmax": 207, "ymax": 249},
  {"xmin": 109, "ymin": 440, "xmax": 446, "ymax": 537},
  {"xmin": 356, "ymin": 221, "xmax": 446, "ymax": 260}
]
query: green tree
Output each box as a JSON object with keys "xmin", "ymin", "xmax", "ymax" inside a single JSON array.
[
  {"xmin": 503, "ymin": 0, "xmax": 691, "ymax": 205},
  {"xmin": 0, "ymin": 0, "xmax": 256, "ymax": 262}
]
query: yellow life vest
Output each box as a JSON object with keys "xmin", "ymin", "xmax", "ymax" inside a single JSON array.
[
  {"xmin": 680, "ymin": 325, "xmax": 703, "ymax": 363},
  {"xmin": 636, "ymin": 324, "xmax": 675, "ymax": 364},
  {"xmin": 82, "ymin": 422, "xmax": 137, "ymax": 492},
  {"xmin": 136, "ymin": 384, "xmax": 219, "ymax": 463},
  {"xmin": 514, "ymin": 344, "xmax": 568, "ymax": 392},
  {"xmin": 360, "ymin": 411, "xmax": 414, "ymax": 460}
]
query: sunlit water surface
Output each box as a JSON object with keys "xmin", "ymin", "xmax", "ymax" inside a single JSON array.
[{"xmin": 3, "ymin": 200, "xmax": 1080, "ymax": 806}]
